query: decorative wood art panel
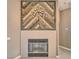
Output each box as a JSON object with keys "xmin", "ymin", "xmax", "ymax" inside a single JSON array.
[{"xmin": 21, "ymin": 1, "xmax": 56, "ymax": 30}]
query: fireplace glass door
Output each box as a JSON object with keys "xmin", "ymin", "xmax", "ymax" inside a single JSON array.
[{"xmin": 28, "ymin": 39, "xmax": 48, "ymax": 57}]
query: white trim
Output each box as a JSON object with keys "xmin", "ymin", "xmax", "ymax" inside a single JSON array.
[
  {"xmin": 59, "ymin": 45, "xmax": 71, "ymax": 51},
  {"xmin": 14, "ymin": 55, "xmax": 21, "ymax": 59}
]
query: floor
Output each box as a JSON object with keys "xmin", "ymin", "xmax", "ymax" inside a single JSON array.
[
  {"xmin": 57, "ymin": 47, "xmax": 71, "ymax": 59},
  {"xmin": 20, "ymin": 47, "xmax": 71, "ymax": 59},
  {"xmin": 8, "ymin": 47, "xmax": 71, "ymax": 59}
]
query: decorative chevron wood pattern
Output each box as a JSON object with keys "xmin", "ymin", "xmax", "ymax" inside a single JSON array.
[{"xmin": 21, "ymin": 1, "xmax": 56, "ymax": 30}]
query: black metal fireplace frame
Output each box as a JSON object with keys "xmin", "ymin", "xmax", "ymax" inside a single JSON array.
[{"xmin": 28, "ymin": 39, "xmax": 48, "ymax": 57}]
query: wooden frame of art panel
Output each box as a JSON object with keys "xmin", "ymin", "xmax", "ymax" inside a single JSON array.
[{"xmin": 21, "ymin": 0, "xmax": 56, "ymax": 30}]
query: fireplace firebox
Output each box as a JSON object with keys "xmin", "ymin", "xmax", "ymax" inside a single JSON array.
[{"xmin": 28, "ymin": 39, "xmax": 48, "ymax": 57}]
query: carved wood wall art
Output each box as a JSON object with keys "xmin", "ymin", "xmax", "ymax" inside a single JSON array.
[{"xmin": 21, "ymin": 1, "xmax": 56, "ymax": 30}]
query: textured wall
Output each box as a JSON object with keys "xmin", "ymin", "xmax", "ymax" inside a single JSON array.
[
  {"xmin": 21, "ymin": 1, "xmax": 56, "ymax": 30},
  {"xmin": 59, "ymin": 8, "xmax": 71, "ymax": 48}
]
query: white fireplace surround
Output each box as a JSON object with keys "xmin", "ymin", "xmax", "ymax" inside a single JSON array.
[{"xmin": 21, "ymin": 31, "xmax": 56, "ymax": 58}]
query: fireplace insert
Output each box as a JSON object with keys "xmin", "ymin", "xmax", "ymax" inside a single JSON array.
[{"xmin": 28, "ymin": 39, "xmax": 48, "ymax": 57}]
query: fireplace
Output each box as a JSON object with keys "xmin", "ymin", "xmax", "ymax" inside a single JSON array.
[
  {"xmin": 28, "ymin": 39, "xmax": 48, "ymax": 57},
  {"xmin": 21, "ymin": 0, "xmax": 57, "ymax": 58},
  {"xmin": 21, "ymin": 31, "xmax": 56, "ymax": 57}
]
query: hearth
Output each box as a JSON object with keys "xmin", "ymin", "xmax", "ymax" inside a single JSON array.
[{"xmin": 28, "ymin": 39, "xmax": 48, "ymax": 57}]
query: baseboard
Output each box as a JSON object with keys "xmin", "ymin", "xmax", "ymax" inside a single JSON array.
[
  {"xmin": 14, "ymin": 55, "xmax": 21, "ymax": 59},
  {"xmin": 59, "ymin": 45, "xmax": 71, "ymax": 51}
]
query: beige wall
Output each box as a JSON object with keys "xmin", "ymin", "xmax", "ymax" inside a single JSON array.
[
  {"xmin": 56, "ymin": 0, "xmax": 60, "ymax": 55},
  {"xmin": 59, "ymin": 8, "xmax": 71, "ymax": 48},
  {"xmin": 7, "ymin": 0, "xmax": 20, "ymax": 58}
]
